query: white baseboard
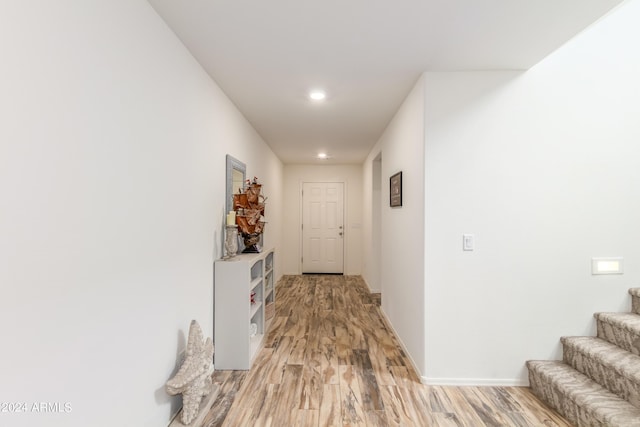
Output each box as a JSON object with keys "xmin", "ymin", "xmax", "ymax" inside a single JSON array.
[
  {"xmin": 378, "ymin": 307, "xmax": 424, "ymax": 380},
  {"xmin": 361, "ymin": 276, "xmax": 372, "ymax": 292},
  {"xmin": 378, "ymin": 307, "xmax": 529, "ymax": 388},
  {"xmin": 360, "ymin": 275, "xmax": 380, "ymax": 293},
  {"xmin": 423, "ymin": 377, "xmax": 529, "ymax": 387}
]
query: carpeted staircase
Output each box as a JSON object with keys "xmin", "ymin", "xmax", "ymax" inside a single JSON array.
[{"xmin": 527, "ymin": 288, "xmax": 640, "ymax": 427}]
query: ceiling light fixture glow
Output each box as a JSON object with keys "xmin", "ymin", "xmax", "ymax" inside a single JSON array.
[
  {"xmin": 309, "ymin": 90, "xmax": 326, "ymax": 101},
  {"xmin": 317, "ymin": 153, "xmax": 329, "ymax": 159}
]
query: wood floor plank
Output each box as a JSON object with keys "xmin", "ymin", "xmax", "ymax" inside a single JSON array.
[
  {"xmin": 432, "ymin": 412, "xmax": 466, "ymax": 426},
  {"xmin": 301, "ymin": 279, "xmax": 317, "ymax": 308},
  {"xmin": 294, "ymin": 409, "xmax": 319, "ymax": 427},
  {"xmin": 509, "ymin": 386, "xmax": 574, "ymax": 426},
  {"xmin": 347, "ymin": 321, "xmax": 367, "ymax": 350},
  {"xmin": 367, "ymin": 339, "xmax": 397, "ymax": 387},
  {"xmin": 288, "ymin": 336, "xmax": 308, "ymax": 365},
  {"xmin": 263, "ymin": 315, "xmax": 287, "ymax": 348},
  {"xmin": 392, "ymin": 386, "xmax": 425, "ymax": 426},
  {"xmin": 319, "ymin": 384, "xmax": 342, "ymax": 427},
  {"xmin": 315, "ymin": 280, "xmax": 334, "ymax": 311},
  {"xmin": 458, "ymin": 386, "xmax": 511, "ymax": 426},
  {"xmin": 298, "ymin": 359, "xmax": 323, "ymax": 410},
  {"xmin": 252, "ymin": 383, "xmax": 278, "ymax": 427},
  {"xmin": 379, "ymin": 385, "xmax": 416, "ymax": 426},
  {"xmin": 203, "ymin": 370, "xmax": 246, "ymax": 427},
  {"xmin": 398, "ymin": 385, "xmax": 437, "ymax": 426},
  {"xmin": 438, "ymin": 387, "xmax": 488, "ymax": 426},
  {"xmin": 371, "ymin": 325, "xmax": 406, "ymax": 367},
  {"xmin": 207, "ymin": 275, "xmax": 572, "ymax": 427},
  {"xmin": 283, "ymin": 310, "xmax": 309, "ymax": 338},
  {"xmin": 388, "ymin": 365, "xmax": 415, "ymax": 389},
  {"xmin": 482, "ymin": 386, "xmax": 525, "ymax": 412},
  {"xmin": 307, "ymin": 346, "xmax": 339, "ymax": 385},
  {"xmin": 334, "ymin": 323, "xmax": 353, "ymax": 365},
  {"xmin": 365, "ymin": 409, "xmax": 390, "ymax": 427},
  {"xmin": 339, "ymin": 364, "xmax": 367, "ymax": 426},
  {"xmin": 271, "ymin": 364, "xmax": 303, "ymax": 424},
  {"xmin": 306, "ymin": 308, "xmax": 327, "ymax": 350},
  {"xmin": 220, "ymin": 349, "xmax": 273, "ymax": 426},
  {"xmin": 427, "ymin": 386, "xmax": 449, "ymax": 413},
  {"xmin": 264, "ymin": 335, "xmax": 293, "ymax": 385},
  {"xmin": 332, "ymin": 285, "xmax": 346, "ymax": 312},
  {"xmin": 352, "ymin": 349, "xmax": 385, "ymax": 411}
]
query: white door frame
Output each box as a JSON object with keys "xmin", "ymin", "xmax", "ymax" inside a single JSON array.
[{"xmin": 299, "ymin": 180, "xmax": 347, "ymax": 274}]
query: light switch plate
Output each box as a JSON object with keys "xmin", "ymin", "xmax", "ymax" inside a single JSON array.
[{"xmin": 463, "ymin": 234, "xmax": 474, "ymax": 251}]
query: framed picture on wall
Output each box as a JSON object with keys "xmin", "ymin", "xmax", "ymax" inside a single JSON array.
[{"xmin": 390, "ymin": 171, "xmax": 402, "ymax": 207}]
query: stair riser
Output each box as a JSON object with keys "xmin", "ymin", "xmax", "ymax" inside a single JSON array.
[
  {"xmin": 527, "ymin": 290, "xmax": 640, "ymax": 426},
  {"xmin": 563, "ymin": 345, "xmax": 640, "ymax": 408},
  {"xmin": 529, "ymin": 370, "xmax": 606, "ymax": 427},
  {"xmin": 597, "ymin": 320, "xmax": 640, "ymax": 356}
]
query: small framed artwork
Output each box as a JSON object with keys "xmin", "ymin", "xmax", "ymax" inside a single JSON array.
[{"xmin": 390, "ymin": 171, "xmax": 402, "ymax": 207}]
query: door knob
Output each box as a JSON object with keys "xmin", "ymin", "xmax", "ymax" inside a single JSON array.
[{"xmin": 339, "ymin": 232, "xmax": 343, "ymax": 236}]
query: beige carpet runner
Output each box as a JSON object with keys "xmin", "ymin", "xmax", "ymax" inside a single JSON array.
[{"xmin": 527, "ymin": 288, "xmax": 640, "ymax": 426}]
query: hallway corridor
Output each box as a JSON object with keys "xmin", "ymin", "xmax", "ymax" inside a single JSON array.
[{"xmin": 204, "ymin": 275, "xmax": 571, "ymax": 426}]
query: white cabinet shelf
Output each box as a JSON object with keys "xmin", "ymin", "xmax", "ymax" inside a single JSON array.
[
  {"xmin": 250, "ymin": 277, "xmax": 262, "ymax": 291},
  {"xmin": 250, "ymin": 301, "xmax": 262, "ymax": 318},
  {"xmin": 214, "ymin": 248, "xmax": 275, "ymax": 370}
]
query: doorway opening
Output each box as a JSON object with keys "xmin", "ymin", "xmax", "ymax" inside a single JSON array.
[{"xmin": 371, "ymin": 153, "xmax": 382, "ymax": 291}]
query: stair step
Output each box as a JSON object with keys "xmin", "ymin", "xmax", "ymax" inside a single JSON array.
[
  {"xmin": 562, "ymin": 336, "xmax": 640, "ymax": 408},
  {"xmin": 595, "ymin": 312, "xmax": 640, "ymax": 356},
  {"xmin": 527, "ymin": 360, "xmax": 640, "ymax": 427},
  {"xmin": 630, "ymin": 288, "xmax": 640, "ymax": 315}
]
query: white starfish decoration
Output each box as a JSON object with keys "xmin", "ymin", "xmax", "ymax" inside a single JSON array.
[{"xmin": 166, "ymin": 320, "xmax": 214, "ymax": 425}]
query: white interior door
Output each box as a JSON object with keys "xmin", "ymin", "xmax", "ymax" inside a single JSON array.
[{"xmin": 302, "ymin": 182, "xmax": 344, "ymax": 274}]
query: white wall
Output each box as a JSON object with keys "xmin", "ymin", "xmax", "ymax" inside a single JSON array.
[
  {"xmin": 362, "ymin": 77, "xmax": 426, "ymax": 375},
  {"xmin": 0, "ymin": 2, "xmax": 282, "ymax": 426},
  {"xmin": 423, "ymin": 0, "xmax": 640, "ymax": 385},
  {"xmin": 282, "ymin": 165, "xmax": 363, "ymax": 275}
]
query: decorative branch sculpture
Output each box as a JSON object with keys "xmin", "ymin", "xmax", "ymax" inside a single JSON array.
[{"xmin": 233, "ymin": 177, "xmax": 266, "ymax": 253}]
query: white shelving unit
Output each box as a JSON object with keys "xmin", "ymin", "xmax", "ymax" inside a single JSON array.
[{"xmin": 214, "ymin": 248, "xmax": 275, "ymax": 370}]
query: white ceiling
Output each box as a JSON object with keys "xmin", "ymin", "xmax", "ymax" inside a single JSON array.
[{"xmin": 147, "ymin": 0, "xmax": 621, "ymax": 164}]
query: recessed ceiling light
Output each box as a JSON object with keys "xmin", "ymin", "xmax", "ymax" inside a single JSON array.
[
  {"xmin": 317, "ymin": 153, "xmax": 329, "ymax": 159},
  {"xmin": 309, "ymin": 90, "xmax": 326, "ymax": 101}
]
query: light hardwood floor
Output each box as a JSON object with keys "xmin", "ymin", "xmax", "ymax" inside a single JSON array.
[{"xmin": 203, "ymin": 275, "xmax": 572, "ymax": 427}]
